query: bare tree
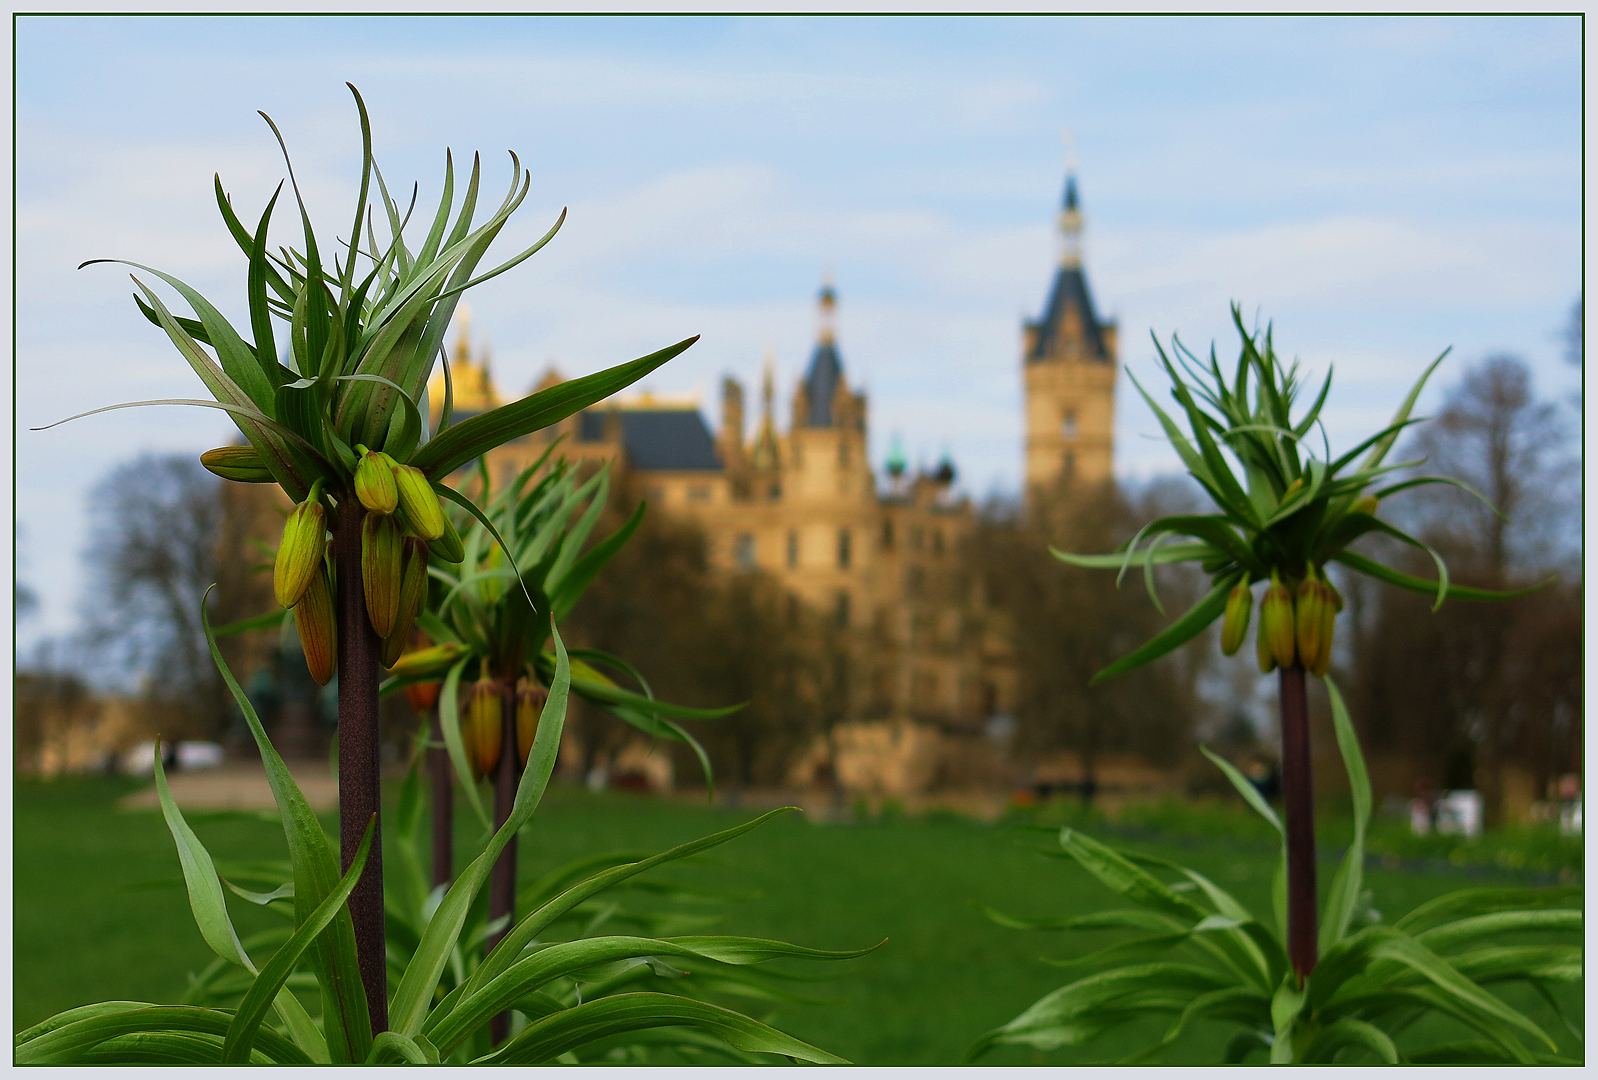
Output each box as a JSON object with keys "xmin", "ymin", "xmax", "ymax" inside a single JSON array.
[
  {"xmin": 977, "ymin": 477, "xmax": 1206, "ymax": 800},
  {"xmin": 1351, "ymin": 355, "xmax": 1580, "ymax": 823},
  {"xmin": 79, "ymin": 452, "xmax": 226, "ymax": 739}
]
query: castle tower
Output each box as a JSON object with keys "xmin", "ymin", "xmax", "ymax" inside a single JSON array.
[
  {"xmin": 1023, "ymin": 170, "xmax": 1117, "ymax": 495},
  {"xmin": 789, "ymin": 279, "xmax": 870, "ymax": 505}
]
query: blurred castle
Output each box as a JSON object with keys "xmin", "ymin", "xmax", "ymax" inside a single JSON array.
[{"xmin": 428, "ymin": 167, "xmax": 1123, "ymax": 791}]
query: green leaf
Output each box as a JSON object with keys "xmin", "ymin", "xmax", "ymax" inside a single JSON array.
[
  {"xmin": 1090, "ymin": 571, "xmax": 1240, "ymax": 684},
  {"xmin": 199, "ymin": 590, "xmax": 370, "ymax": 1062},
  {"xmin": 410, "ymin": 337, "xmax": 699, "ymax": 478},
  {"xmin": 1333, "ymin": 550, "xmax": 1553, "ymax": 604},
  {"xmin": 1362, "ymin": 347, "xmax": 1449, "ymax": 471},
  {"xmin": 479, "ymin": 992, "xmax": 847, "ymax": 1065},
  {"xmin": 387, "ymin": 618, "xmax": 574, "ymax": 1037},
  {"xmin": 222, "ymin": 816, "xmax": 375, "ymax": 1063},
  {"xmin": 1393, "ymin": 886, "xmax": 1581, "ymax": 936},
  {"xmin": 436, "ymin": 654, "xmax": 491, "ymax": 832},
  {"xmin": 429, "ymin": 934, "xmax": 875, "ymax": 1055},
  {"xmin": 152, "ymin": 744, "xmax": 253, "ymax": 969},
  {"xmin": 970, "ymin": 963, "xmax": 1231, "ymax": 1060},
  {"xmin": 1303, "ymin": 1017, "xmax": 1398, "ymax": 1064},
  {"xmin": 460, "ymin": 808, "xmax": 798, "ymax": 1003},
  {"xmin": 1318, "ymin": 676, "xmax": 1371, "ymax": 952},
  {"xmin": 1200, "ymin": 746, "xmax": 1283, "ymax": 836},
  {"xmin": 1057, "ymin": 828, "xmax": 1208, "ymax": 924},
  {"xmin": 1415, "ymin": 910, "xmax": 1583, "ymax": 955},
  {"xmin": 210, "ymin": 607, "xmax": 289, "ymax": 638},
  {"xmin": 1050, "ymin": 542, "xmax": 1216, "ymax": 570},
  {"xmin": 15, "ymin": 1006, "xmax": 311, "ymax": 1066}
]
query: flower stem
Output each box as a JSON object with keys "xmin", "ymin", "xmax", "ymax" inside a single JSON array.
[
  {"xmin": 1278, "ymin": 663, "xmax": 1318, "ymax": 982},
  {"xmin": 334, "ymin": 501, "xmax": 389, "ymax": 1034},
  {"xmin": 488, "ymin": 682, "xmax": 520, "ymax": 1045},
  {"xmin": 428, "ymin": 706, "xmax": 454, "ymax": 889}
]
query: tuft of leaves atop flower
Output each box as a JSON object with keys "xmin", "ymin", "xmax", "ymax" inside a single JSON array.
[{"xmin": 1053, "ymin": 305, "xmax": 1549, "ymax": 683}]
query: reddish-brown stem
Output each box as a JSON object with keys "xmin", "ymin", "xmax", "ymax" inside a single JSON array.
[
  {"xmin": 428, "ymin": 707, "xmax": 454, "ymax": 890},
  {"xmin": 1278, "ymin": 663, "xmax": 1318, "ymax": 983},
  {"xmin": 334, "ymin": 501, "xmax": 389, "ymax": 1034},
  {"xmin": 488, "ymin": 682, "xmax": 520, "ymax": 1045}
]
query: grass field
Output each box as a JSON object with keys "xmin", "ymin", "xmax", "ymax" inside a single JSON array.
[{"xmin": 14, "ymin": 776, "xmax": 1583, "ymax": 1065}]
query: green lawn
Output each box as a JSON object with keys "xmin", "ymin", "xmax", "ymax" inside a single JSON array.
[{"xmin": 14, "ymin": 777, "xmax": 1582, "ymax": 1065}]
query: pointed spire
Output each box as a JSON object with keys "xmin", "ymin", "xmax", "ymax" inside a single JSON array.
[{"xmin": 1058, "ymin": 170, "xmax": 1083, "ymax": 269}]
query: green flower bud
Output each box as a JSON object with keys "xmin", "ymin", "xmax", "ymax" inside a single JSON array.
[
  {"xmin": 394, "ymin": 465, "xmax": 445, "ymax": 541},
  {"xmin": 387, "ymin": 642, "xmax": 467, "ymax": 681},
  {"xmin": 515, "ymin": 677, "xmax": 548, "ymax": 770},
  {"xmin": 1256, "ymin": 604, "xmax": 1277, "ymax": 675},
  {"xmin": 1220, "ymin": 580, "xmax": 1253, "ymax": 656},
  {"xmin": 354, "ymin": 446, "xmax": 399, "ymax": 515},
  {"xmin": 381, "ymin": 538, "xmax": 430, "ymax": 667},
  {"xmin": 1281, "ymin": 477, "xmax": 1305, "ymax": 503},
  {"xmin": 273, "ymin": 480, "xmax": 326, "ymax": 609},
  {"xmin": 463, "ymin": 672, "xmax": 503, "ymax": 781},
  {"xmin": 431, "ymin": 511, "xmax": 465, "ymax": 565},
  {"xmin": 294, "ymin": 564, "xmax": 337, "ymax": 686},
  {"xmin": 201, "ymin": 445, "xmax": 274, "ymax": 483},
  {"xmin": 1260, "ymin": 571, "xmax": 1298, "ymax": 671},
  {"xmin": 361, "ymin": 512, "xmax": 403, "ymax": 638}
]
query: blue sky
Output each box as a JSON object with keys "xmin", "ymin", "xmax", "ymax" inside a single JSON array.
[{"xmin": 15, "ymin": 14, "xmax": 1583, "ymax": 652}]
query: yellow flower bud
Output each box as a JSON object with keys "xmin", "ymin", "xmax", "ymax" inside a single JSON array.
[
  {"xmin": 431, "ymin": 512, "xmax": 465, "ymax": 565},
  {"xmin": 361, "ymin": 512, "xmax": 403, "ymax": 638},
  {"xmin": 1256, "ymin": 606, "xmax": 1277, "ymax": 675},
  {"xmin": 294, "ymin": 564, "xmax": 337, "ymax": 686},
  {"xmin": 1220, "ymin": 580, "xmax": 1253, "ymax": 656},
  {"xmin": 1310, "ymin": 592, "xmax": 1337, "ymax": 678},
  {"xmin": 354, "ymin": 447, "xmax": 399, "ymax": 515},
  {"xmin": 273, "ymin": 482, "xmax": 326, "ymax": 609},
  {"xmin": 463, "ymin": 674, "xmax": 503, "ymax": 781},
  {"xmin": 1352, "ymin": 494, "xmax": 1379, "ymax": 516},
  {"xmin": 1295, "ymin": 569, "xmax": 1326, "ymax": 678},
  {"xmin": 1260, "ymin": 571, "xmax": 1298, "ymax": 671},
  {"xmin": 394, "ymin": 465, "xmax": 445, "ymax": 541},
  {"xmin": 201, "ymin": 445, "xmax": 274, "ymax": 483},
  {"xmin": 515, "ymin": 677, "xmax": 548, "ymax": 770}
]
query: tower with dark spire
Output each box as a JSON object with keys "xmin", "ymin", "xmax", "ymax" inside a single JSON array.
[{"xmin": 1023, "ymin": 166, "xmax": 1118, "ymax": 496}]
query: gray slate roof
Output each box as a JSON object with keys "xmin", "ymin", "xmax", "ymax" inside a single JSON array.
[
  {"xmin": 1026, "ymin": 265, "xmax": 1110, "ymax": 365},
  {"xmin": 578, "ymin": 409, "xmax": 723, "ymax": 472},
  {"xmin": 802, "ymin": 341, "xmax": 843, "ymax": 427}
]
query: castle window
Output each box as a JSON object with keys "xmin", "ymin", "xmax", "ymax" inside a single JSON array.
[
  {"xmin": 1062, "ymin": 411, "xmax": 1078, "ymax": 439},
  {"xmin": 688, "ymin": 485, "xmax": 711, "ymax": 503},
  {"xmin": 910, "ymin": 526, "xmax": 924, "ymax": 551},
  {"xmin": 768, "ymin": 482, "xmax": 782, "ymax": 500},
  {"xmin": 838, "ymin": 439, "xmax": 850, "ymax": 468},
  {"xmin": 735, "ymin": 533, "xmax": 756, "ymax": 570},
  {"xmin": 881, "ymin": 519, "xmax": 894, "ymax": 549},
  {"xmin": 786, "ymin": 529, "xmax": 799, "ymax": 569},
  {"xmin": 932, "ymin": 529, "xmax": 944, "ymax": 556},
  {"xmin": 786, "ymin": 593, "xmax": 801, "ymax": 628},
  {"xmin": 837, "ymin": 528, "xmax": 852, "ymax": 570},
  {"xmin": 905, "ymin": 565, "xmax": 925, "ymax": 596},
  {"xmin": 1063, "ymin": 450, "xmax": 1076, "ymax": 478},
  {"xmin": 834, "ymin": 590, "xmax": 851, "ymax": 629}
]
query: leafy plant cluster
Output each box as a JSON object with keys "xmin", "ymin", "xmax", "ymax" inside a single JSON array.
[{"xmin": 974, "ymin": 681, "xmax": 1582, "ymax": 1065}]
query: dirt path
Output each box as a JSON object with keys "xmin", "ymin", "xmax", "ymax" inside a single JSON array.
[{"xmin": 117, "ymin": 761, "xmax": 338, "ymax": 812}]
